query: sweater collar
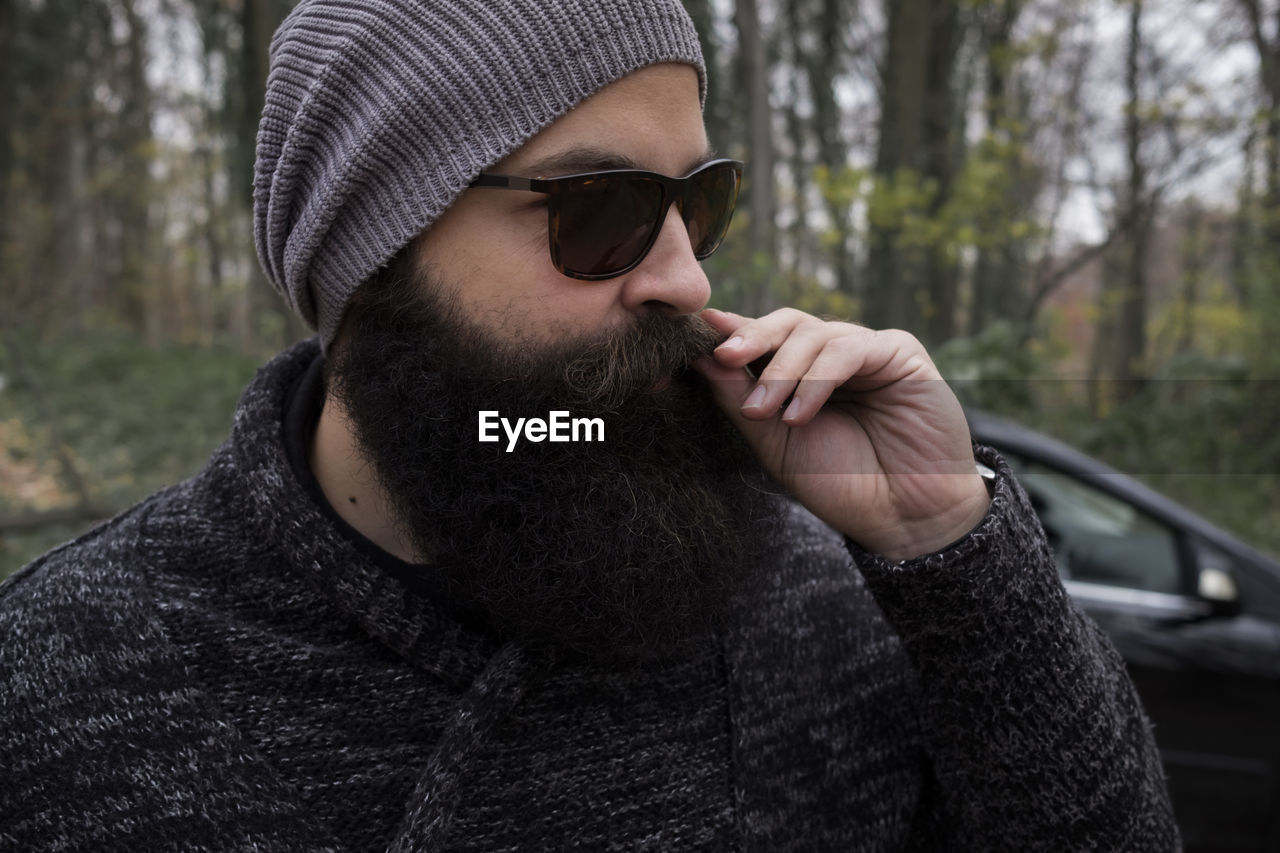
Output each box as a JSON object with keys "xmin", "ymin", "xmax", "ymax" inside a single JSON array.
[{"xmin": 221, "ymin": 338, "xmax": 497, "ymax": 688}]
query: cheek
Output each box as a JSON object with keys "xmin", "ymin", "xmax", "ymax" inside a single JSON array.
[
  {"xmin": 466, "ymin": 270, "xmax": 630, "ymax": 345},
  {"xmin": 469, "ymin": 275, "xmax": 620, "ymax": 332},
  {"xmin": 474, "ymin": 207, "xmax": 555, "ymax": 279},
  {"xmin": 425, "ymin": 202, "xmax": 627, "ymax": 339},
  {"xmin": 421, "ymin": 193, "xmax": 545, "ymax": 272}
]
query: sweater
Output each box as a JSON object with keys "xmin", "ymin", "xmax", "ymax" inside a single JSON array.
[{"xmin": 0, "ymin": 340, "xmax": 1178, "ymax": 852}]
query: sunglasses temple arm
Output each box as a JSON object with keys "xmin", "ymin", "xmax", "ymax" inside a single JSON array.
[{"xmin": 470, "ymin": 174, "xmax": 546, "ymax": 192}]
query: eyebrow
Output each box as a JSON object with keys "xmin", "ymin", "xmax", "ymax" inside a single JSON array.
[{"xmin": 516, "ymin": 145, "xmax": 719, "ymax": 178}]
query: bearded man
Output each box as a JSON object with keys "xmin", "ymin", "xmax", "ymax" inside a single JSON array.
[{"xmin": 0, "ymin": 0, "xmax": 1177, "ymax": 850}]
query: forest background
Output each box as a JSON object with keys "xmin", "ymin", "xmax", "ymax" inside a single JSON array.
[{"xmin": 3, "ymin": 0, "xmax": 1280, "ymax": 578}]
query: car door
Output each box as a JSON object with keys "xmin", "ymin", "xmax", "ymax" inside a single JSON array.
[{"xmin": 1000, "ymin": 453, "xmax": 1280, "ymax": 852}]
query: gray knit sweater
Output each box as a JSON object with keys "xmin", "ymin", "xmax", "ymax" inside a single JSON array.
[{"xmin": 0, "ymin": 341, "xmax": 1177, "ymax": 852}]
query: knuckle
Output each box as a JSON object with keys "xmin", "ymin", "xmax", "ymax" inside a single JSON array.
[
  {"xmin": 773, "ymin": 307, "xmax": 808, "ymax": 327},
  {"xmin": 825, "ymin": 334, "xmax": 862, "ymax": 356},
  {"xmin": 877, "ymin": 328, "xmax": 923, "ymax": 350},
  {"xmin": 814, "ymin": 335, "xmax": 862, "ymax": 371},
  {"xmin": 903, "ymin": 354, "xmax": 930, "ymax": 375}
]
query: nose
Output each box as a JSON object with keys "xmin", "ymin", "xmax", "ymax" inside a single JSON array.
[{"xmin": 618, "ymin": 203, "xmax": 712, "ymax": 316}]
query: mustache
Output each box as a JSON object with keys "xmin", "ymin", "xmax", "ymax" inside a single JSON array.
[{"xmin": 558, "ymin": 312, "xmax": 725, "ymax": 410}]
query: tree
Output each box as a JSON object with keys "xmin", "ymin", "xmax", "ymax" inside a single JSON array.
[
  {"xmin": 865, "ymin": 0, "xmax": 962, "ymax": 345},
  {"xmin": 1090, "ymin": 0, "xmax": 1153, "ymax": 405},
  {"xmin": 1238, "ymin": 0, "xmax": 1280, "ymax": 232},
  {"xmin": 683, "ymin": 0, "xmax": 736, "ymax": 154},
  {"xmin": 111, "ymin": 0, "xmax": 157, "ymax": 337},
  {"xmin": 967, "ymin": 0, "xmax": 1031, "ymax": 335},
  {"xmin": 0, "ymin": 0, "xmax": 14, "ymax": 261},
  {"xmin": 799, "ymin": 0, "xmax": 858, "ymax": 297},
  {"xmin": 734, "ymin": 0, "xmax": 780, "ymax": 316},
  {"xmin": 1233, "ymin": 0, "xmax": 1280, "ymax": 376}
]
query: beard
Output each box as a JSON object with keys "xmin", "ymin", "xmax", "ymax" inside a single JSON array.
[{"xmin": 326, "ymin": 253, "xmax": 782, "ymax": 665}]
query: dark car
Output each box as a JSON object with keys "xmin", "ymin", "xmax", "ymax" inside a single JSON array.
[{"xmin": 966, "ymin": 410, "xmax": 1280, "ymax": 852}]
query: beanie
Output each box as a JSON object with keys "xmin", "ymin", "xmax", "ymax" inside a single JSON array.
[{"xmin": 253, "ymin": 0, "xmax": 707, "ymax": 347}]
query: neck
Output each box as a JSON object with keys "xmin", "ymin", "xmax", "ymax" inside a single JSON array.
[{"xmin": 310, "ymin": 397, "xmax": 423, "ymax": 564}]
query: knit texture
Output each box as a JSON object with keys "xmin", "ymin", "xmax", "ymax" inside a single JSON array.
[
  {"xmin": 253, "ymin": 0, "xmax": 706, "ymax": 346},
  {"xmin": 0, "ymin": 341, "xmax": 1179, "ymax": 851}
]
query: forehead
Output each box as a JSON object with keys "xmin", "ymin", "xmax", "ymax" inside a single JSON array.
[{"xmin": 498, "ymin": 63, "xmax": 710, "ymax": 178}]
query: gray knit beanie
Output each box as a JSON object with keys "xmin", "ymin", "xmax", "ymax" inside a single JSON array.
[{"xmin": 253, "ymin": 0, "xmax": 707, "ymax": 347}]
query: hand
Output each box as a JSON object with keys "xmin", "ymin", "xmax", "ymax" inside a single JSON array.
[{"xmin": 695, "ymin": 308, "xmax": 990, "ymax": 562}]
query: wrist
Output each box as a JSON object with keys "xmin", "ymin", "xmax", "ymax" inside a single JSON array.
[{"xmin": 861, "ymin": 470, "xmax": 993, "ymax": 563}]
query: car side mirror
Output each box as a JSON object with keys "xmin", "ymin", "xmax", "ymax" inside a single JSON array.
[{"xmin": 1196, "ymin": 564, "xmax": 1242, "ymax": 619}]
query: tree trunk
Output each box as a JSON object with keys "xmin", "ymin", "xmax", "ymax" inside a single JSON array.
[
  {"xmin": 1239, "ymin": 0, "xmax": 1280, "ymax": 251},
  {"xmin": 734, "ymin": 0, "xmax": 778, "ymax": 316},
  {"xmin": 1088, "ymin": 247, "xmax": 1125, "ymax": 417},
  {"xmin": 683, "ymin": 0, "xmax": 734, "ymax": 155},
  {"xmin": 865, "ymin": 0, "xmax": 961, "ymax": 344},
  {"xmin": 1229, "ymin": 130, "xmax": 1257, "ymax": 308},
  {"xmin": 968, "ymin": 0, "xmax": 1026, "ymax": 336},
  {"xmin": 240, "ymin": 0, "xmax": 307, "ymax": 346},
  {"xmin": 1091, "ymin": 0, "xmax": 1149, "ymax": 409},
  {"xmin": 0, "ymin": 0, "xmax": 14, "ymax": 255},
  {"xmin": 116, "ymin": 0, "xmax": 155, "ymax": 338},
  {"xmin": 806, "ymin": 0, "xmax": 856, "ymax": 298},
  {"xmin": 782, "ymin": 3, "xmax": 811, "ymax": 293},
  {"xmin": 1116, "ymin": 0, "xmax": 1148, "ymax": 398},
  {"xmin": 1175, "ymin": 204, "xmax": 1205, "ymax": 356}
]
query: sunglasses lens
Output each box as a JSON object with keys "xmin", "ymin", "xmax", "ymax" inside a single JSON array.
[
  {"xmin": 543, "ymin": 161, "xmax": 742, "ymax": 279},
  {"xmin": 553, "ymin": 176, "xmax": 665, "ymax": 278},
  {"xmin": 683, "ymin": 163, "xmax": 741, "ymax": 259}
]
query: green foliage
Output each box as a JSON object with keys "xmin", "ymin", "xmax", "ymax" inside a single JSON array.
[
  {"xmin": 705, "ymin": 182, "xmax": 863, "ymax": 322},
  {"xmin": 1068, "ymin": 353, "xmax": 1260, "ymax": 475},
  {"xmin": 702, "ymin": 212, "xmax": 788, "ymax": 314},
  {"xmin": 935, "ymin": 320, "xmax": 1059, "ymax": 412},
  {"xmin": 1045, "ymin": 353, "xmax": 1280, "ymax": 558},
  {"xmin": 813, "ymin": 164, "xmax": 867, "ymax": 217},
  {"xmin": 1148, "ymin": 280, "xmax": 1247, "ymax": 366},
  {"xmin": 946, "ymin": 131, "xmax": 1042, "ymax": 251},
  {"xmin": 1235, "ymin": 221, "xmax": 1280, "ymax": 379},
  {"xmin": 0, "ymin": 328, "xmax": 261, "ymax": 578},
  {"xmin": 937, "ymin": 319, "xmax": 1280, "ymax": 557},
  {"xmin": 790, "ymin": 286, "xmax": 859, "ymax": 322},
  {"xmin": 866, "ymin": 168, "xmax": 942, "ymax": 246},
  {"xmin": 865, "ymin": 133, "xmax": 1041, "ymax": 266}
]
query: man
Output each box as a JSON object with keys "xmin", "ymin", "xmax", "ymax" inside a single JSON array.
[{"xmin": 0, "ymin": 0, "xmax": 1176, "ymax": 850}]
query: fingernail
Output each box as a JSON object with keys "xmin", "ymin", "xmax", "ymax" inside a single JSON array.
[
  {"xmin": 719, "ymin": 335, "xmax": 744, "ymax": 350},
  {"xmin": 744, "ymin": 385, "xmax": 767, "ymax": 409},
  {"xmin": 782, "ymin": 398, "xmax": 801, "ymax": 422}
]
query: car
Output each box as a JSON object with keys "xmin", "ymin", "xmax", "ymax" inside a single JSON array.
[{"xmin": 966, "ymin": 409, "xmax": 1280, "ymax": 852}]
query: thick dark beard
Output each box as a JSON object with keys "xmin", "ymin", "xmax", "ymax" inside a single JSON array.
[{"xmin": 327, "ymin": 254, "xmax": 782, "ymax": 665}]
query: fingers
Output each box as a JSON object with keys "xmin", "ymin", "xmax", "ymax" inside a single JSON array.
[
  {"xmin": 710, "ymin": 308, "xmax": 841, "ymax": 423},
  {"xmin": 699, "ymin": 308, "xmax": 941, "ymax": 427},
  {"xmin": 706, "ymin": 307, "xmax": 820, "ymax": 370},
  {"xmin": 699, "ymin": 307, "xmax": 749, "ymax": 338}
]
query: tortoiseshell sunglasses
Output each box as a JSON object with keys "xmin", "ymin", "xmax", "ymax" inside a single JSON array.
[{"xmin": 469, "ymin": 159, "xmax": 743, "ymax": 280}]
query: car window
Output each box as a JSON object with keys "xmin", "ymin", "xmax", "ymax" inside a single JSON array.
[{"xmin": 1003, "ymin": 456, "xmax": 1184, "ymax": 595}]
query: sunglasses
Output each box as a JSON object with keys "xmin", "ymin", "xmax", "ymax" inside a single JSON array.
[{"xmin": 469, "ymin": 158, "xmax": 743, "ymax": 280}]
